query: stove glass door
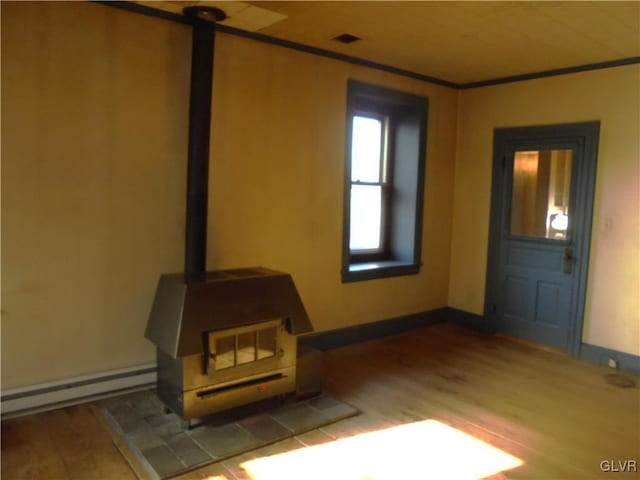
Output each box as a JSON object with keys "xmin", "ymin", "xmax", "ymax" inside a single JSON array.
[{"xmin": 207, "ymin": 319, "xmax": 280, "ymax": 374}]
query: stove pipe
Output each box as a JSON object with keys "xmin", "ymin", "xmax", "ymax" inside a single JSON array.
[{"xmin": 183, "ymin": 6, "xmax": 226, "ymax": 280}]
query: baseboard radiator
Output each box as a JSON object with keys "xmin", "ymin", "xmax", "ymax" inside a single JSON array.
[{"xmin": 1, "ymin": 364, "xmax": 157, "ymax": 417}]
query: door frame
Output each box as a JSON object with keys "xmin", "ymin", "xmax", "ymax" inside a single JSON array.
[{"xmin": 484, "ymin": 122, "xmax": 600, "ymax": 356}]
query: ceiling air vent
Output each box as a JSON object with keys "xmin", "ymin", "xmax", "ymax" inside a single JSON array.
[{"xmin": 333, "ymin": 33, "xmax": 361, "ymax": 44}]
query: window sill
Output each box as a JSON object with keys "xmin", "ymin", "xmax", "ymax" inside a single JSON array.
[{"xmin": 342, "ymin": 260, "xmax": 420, "ymax": 283}]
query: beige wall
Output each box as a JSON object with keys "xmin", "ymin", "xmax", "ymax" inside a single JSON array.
[
  {"xmin": 1, "ymin": 2, "xmax": 458, "ymax": 388},
  {"xmin": 208, "ymin": 34, "xmax": 458, "ymax": 333},
  {"xmin": 449, "ymin": 65, "xmax": 640, "ymax": 355},
  {"xmin": 6, "ymin": 1, "xmax": 635, "ymax": 392},
  {"xmin": 1, "ymin": 2, "xmax": 192, "ymax": 388}
]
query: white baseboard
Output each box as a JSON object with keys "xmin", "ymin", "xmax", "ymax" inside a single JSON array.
[{"xmin": 1, "ymin": 364, "xmax": 157, "ymax": 417}]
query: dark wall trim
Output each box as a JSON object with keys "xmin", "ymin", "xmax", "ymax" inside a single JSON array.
[
  {"xmin": 305, "ymin": 304, "xmax": 640, "ymax": 377},
  {"xmin": 94, "ymin": 2, "xmax": 640, "ymax": 92},
  {"xmin": 93, "ymin": 0, "xmax": 191, "ymax": 25},
  {"xmin": 93, "ymin": 1, "xmax": 456, "ymax": 89},
  {"xmin": 447, "ymin": 308, "xmax": 495, "ymax": 334},
  {"xmin": 449, "ymin": 308, "xmax": 640, "ymax": 377},
  {"xmin": 459, "ymin": 57, "xmax": 640, "ymax": 89},
  {"xmin": 299, "ymin": 308, "xmax": 447, "ymax": 351},
  {"xmin": 214, "ymin": 25, "xmax": 457, "ymax": 89},
  {"xmin": 342, "ymin": 81, "xmax": 429, "ymax": 283},
  {"xmin": 580, "ymin": 343, "xmax": 640, "ymax": 377}
]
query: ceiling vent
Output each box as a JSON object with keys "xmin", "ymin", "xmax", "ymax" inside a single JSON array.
[{"xmin": 333, "ymin": 33, "xmax": 361, "ymax": 44}]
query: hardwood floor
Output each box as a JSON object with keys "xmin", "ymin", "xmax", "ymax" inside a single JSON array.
[{"xmin": 2, "ymin": 323, "xmax": 639, "ymax": 479}]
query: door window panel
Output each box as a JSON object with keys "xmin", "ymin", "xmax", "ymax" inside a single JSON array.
[{"xmin": 510, "ymin": 150, "xmax": 573, "ymax": 240}]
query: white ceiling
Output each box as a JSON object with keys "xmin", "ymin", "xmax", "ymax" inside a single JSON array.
[{"xmin": 139, "ymin": 1, "xmax": 640, "ymax": 85}]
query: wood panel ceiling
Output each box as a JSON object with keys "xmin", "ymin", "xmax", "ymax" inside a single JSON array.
[{"xmin": 137, "ymin": 1, "xmax": 640, "ymax": 85}]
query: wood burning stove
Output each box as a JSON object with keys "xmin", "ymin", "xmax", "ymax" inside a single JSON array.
[
  {"xmin": 146, "ymin": 267, "xmax": 313, "ymax": 420},
  {"xmin": 145, "ymin": 7, "xmax": 318, "ymax": 421}
]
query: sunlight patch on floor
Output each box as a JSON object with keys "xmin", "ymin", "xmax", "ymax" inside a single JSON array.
[{"xmin": 241, "ymin": 419, "xmax": 523, "ymax": 480}]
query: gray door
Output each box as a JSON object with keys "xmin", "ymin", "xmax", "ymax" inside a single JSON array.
[{"xmin": 486, "ymin": 123, "xmax": 599, "ymax": 354}]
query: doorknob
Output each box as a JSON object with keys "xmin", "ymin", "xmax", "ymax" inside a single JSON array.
[{"xmin": 563, "ymin": 247, "xmax": 574, "ymax": 274}]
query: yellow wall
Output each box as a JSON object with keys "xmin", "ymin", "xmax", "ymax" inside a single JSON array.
[
  {"xmin": 5, "ymin": 1, "xmax": 635, "ymax": 392},
  {"xmin": 1, "ymin": 2, "xmax": 192, "ymax": 388},
  {"xmin": 208, "ymin": 33, "xmax": 458, "ymax": 333},
  {"xmin": 449, "ymin": 65, "xmax": 640, "ymax": 355},
  {"xmin": 1, "ymin": 2, "xmax": 458, "ymax": 388}
]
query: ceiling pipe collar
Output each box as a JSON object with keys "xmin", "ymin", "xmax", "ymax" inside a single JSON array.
[{"xmin": 183, "ymin": 6, "xmax": 226, "ymax": 24}]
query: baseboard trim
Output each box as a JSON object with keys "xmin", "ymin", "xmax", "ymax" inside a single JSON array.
[
  {"xmin": 446, "ymin": 308, "xmax": 495, "ymax": 333},
  {"xmin": 2, "ymin": 309, "xmax": 448, "ymax": 415},
  {"xmin": 299, "ymin": 308, "xmax": 448, "ymax": 351},
  {"xmin": 447, "ymin": 308, "xmax": 640, "ymax": 376},
  {"xmin": 580, "ymin": 343, "xmax": 640, "ymax": 376},
  {"xmin": 5, "ymin": 311, "xmax": 635, "ymax": 417},
  {"xmin": 1, "ymin": 364, "xmax": 157, "ymax": 417}
]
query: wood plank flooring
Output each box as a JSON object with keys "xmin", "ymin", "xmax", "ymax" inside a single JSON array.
[{"xmin": 2, "ymin": 323, "xmax": 639, "ymax": 479}]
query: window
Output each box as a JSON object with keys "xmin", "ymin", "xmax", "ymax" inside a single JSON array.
[
  {"xmin": 342, "ymin": 80, "xmax": 429, "ymax": 282},
  {"xmin": 349, "ymin": 114, "xmax": 389, "ymax": 256}
]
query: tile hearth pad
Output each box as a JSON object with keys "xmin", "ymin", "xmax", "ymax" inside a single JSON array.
[{"xmin": 101, "ymin": 390, "xmax": 358, "ymax": 479}]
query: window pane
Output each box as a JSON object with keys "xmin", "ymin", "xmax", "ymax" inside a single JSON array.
[
  {"xmin": 215, "ymin": 335, "xmax": 235, "ymax": 370},
  {"xmin": 257, "ymin": 327, "xmax": 276, "ymax": 360},
  {"xmin": 350, "ymin": 185, "xmax": 382, "ymax": 250},
  {"xmin": 351, "ymin": 116, "xmax": 382, "ymax": 182},
  {"xmin": 510, "ymin": 150, "xmax": 573, "ymax": 239},
  {"xmin": 237, "ymin": 331, "xmax": 256, "ymax": 365}
]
